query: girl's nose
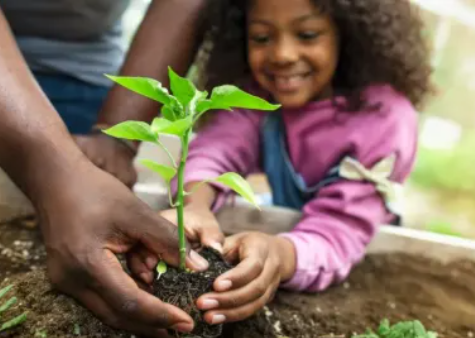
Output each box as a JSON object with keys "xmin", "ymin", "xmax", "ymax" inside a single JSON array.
[{"xmin": 270, "ymin": 37, "xmax": 298, "ymax": 65}]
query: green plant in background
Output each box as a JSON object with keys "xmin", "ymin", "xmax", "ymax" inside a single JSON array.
[
  {"xmin": 0, "ymin": 285, "xmax": 27, "ymax": 332},
  {"xmin": 410, "ymin": 133, "xmax": 475, "ymax": 196},
  {"xmin": 352, "ymin": 319, "xmax": 437, "ymax": 338},
  {"xmin": 103, "ymin": 67, "xmax": 280, "ymax": 270},
  {"xmin": 424, "ymin": 220, "xmax": 462, "ymax": 238}
]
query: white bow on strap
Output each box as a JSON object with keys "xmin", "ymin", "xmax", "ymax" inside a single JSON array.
[{"xmin": 338, "ymin": 154, "xmax": 404, "ymax": 215}]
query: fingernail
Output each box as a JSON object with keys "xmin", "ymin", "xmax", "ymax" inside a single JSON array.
[
  {"xmin": 216, "ymin": 279, "xmax": 232, "ymax": 291},
  {"xmin": 211, "ymin": 314, "xmax": 226, "ymax": 325},
  {"xmin": 209, "ymin": 242, "xmax": 223, "ymax": 254},
  {"xmin": 190, "ymin": 250, "xmax": 209, "ymax": 270},
  {"xmin": 200, "ymin": 298, "xmax": 219, "ymax": 310},
  {"xmin": 172, "ymin": 322, "xmax": 194, "ymax": 333},
  {"xmin": 146, "ymin": 256, "xmax": 158, "ymax": 270},
  {"xmin": 140, "ymin": 272, "xmax": 153, "ymax": 284}
]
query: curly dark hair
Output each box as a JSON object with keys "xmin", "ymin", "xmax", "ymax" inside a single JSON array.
[{"xmin": 198, "ymin": 0, "xmax": 433, "ymax": 111}]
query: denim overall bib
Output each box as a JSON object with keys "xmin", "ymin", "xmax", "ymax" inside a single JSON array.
[{"xmin": 260, "ymin": 112, "xmax": 401, "ymax": 225}]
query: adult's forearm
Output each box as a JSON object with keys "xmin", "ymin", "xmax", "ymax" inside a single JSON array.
[
  {"xmin": 97, "ymin": 0, "xmax": 208, "ymax": 126},
  {"xmin": 0, "ymin": 9, "xmax": 86, "ymax": 204}
]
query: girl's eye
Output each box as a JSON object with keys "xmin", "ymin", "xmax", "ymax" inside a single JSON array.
[
  {"xmin": 298, "ymin": 31, "xmax": 320, "ymax": 41},
  {"xmin": 250, "ymin": 35, "xmax": 270, "ymax": 44}
]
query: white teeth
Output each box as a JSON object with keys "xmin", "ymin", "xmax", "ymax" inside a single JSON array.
[{"xmin": 273, "ymin": 75, "xmax": 306, "ymax": 91}]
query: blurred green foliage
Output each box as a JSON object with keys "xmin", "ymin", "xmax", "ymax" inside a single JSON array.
[
  {"xmin": 424, "ymin": 220, "xmax": 462, "ymax": 237},
  {"xmin": 410, "ymin": 133, "xmax": 475, "ymax": 196}
]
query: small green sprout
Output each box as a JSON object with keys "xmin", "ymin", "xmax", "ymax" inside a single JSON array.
[
  {"xmin": 0, "ymin": 285, "xmax": 28, "ymax": 332},
  {"xmin": 352, "ymin": 319, "xmax": 438, "ymax": 338},
  {"xmin": 156, "ymin": 261, "xmax": 168, "ymax": 280},
  {"xmin": 74, "ymin": 323, "xmax": 81, "ymax": 336},
  {"xmin": 35, "ymin": 330, "xmax": 48, "ymax": 338},
  {"xmin": 103, "ymin": 67, "xmax": 280, "ymax": 270}
]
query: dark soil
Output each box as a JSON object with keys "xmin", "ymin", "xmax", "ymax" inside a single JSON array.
[
  {"xmin": 153, "ymin": 248, "xmax": 231, "ymax": 338},
  {"xmin": 225, "ymin": 254, "xmax": 475, "ymax": 338},
  {"xmin": 0, "ymin": 216, "xmax": 45, "ymax": 281},
  {"xmin": 1, "ymin": 217, "xmax": 475, "ymax": 338}
]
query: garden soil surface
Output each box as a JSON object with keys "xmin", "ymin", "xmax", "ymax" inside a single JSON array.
[{"xmin": 1, "ymin": 216, "xmax": 475, "ymax": 338}]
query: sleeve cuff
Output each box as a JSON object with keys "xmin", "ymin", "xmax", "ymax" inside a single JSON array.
[{"xmin": 277, "ymin": 232, "xmax": 354, "ymax": 292}]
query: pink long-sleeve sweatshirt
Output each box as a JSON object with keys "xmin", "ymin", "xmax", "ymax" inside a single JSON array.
[{"xmin": 183, "ymin": 85, "xmax": 418, "ymax": 292}]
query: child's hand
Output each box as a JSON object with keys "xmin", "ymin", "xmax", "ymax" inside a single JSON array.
[
  {"xmin": 159, "ymin": 205, "xmax": 225, "ymax": 253},
  {"xmin": 196, "ymin": 232, "xmax": 296, "ymax": 324}
]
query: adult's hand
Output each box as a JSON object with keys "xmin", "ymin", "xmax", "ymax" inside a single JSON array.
[
  {"xmin": 40, "ymin": 161, "xmax": 209, "ymax": 337},
  {"xmin": 75, "ymin": 133, "xmax": 138, "ymax": 188},
  {"xmin": 0, "ymin": 6, "xmax": 209, "ymax": 336}
]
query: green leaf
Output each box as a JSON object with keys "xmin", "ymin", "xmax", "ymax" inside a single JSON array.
[
  {"xmin": 0, "ymin": 285, "xmax": 12, "ymax": 300},
  {"xmin": 378, "ymin": 319, "xmax": 391, "ymax": 336},
  {"xmin": 212, "ymin": 173, "xmax": 259, "ymax": 208},
  {"xmin": 352, "ymin": 320, "xmax": 438, "ymax": 338},
  {"xmin": 105, "ymin": 75, "xmax": 171, "ymax": 105},
  {"xmin": 140, "ymin": 160, "xmax": 177, "ymax": 182},
  {"xmin": 160, "ymin": 96, "xmax": 186, "ymax": 121},
  {"xmin": 189, "ymin": 90, "xmax": 209, "ymax": 115},
  {"xmin": 103, "ymin": 121, "xmax": 156, "ymax": 143},
  {"xmin": 156, "ymin": 261, "xmax": 167, "ymax": 280},
  {"xmin": 168, "ymin": 67, "xmax": 197, "ymax": 108},
  {"xmin": 413, "ymin": 321, "xmax": 427, "ymax": 336},
  {"xmin": 0, "ymin": 312, "xmax": 27, "ymax": 332},
  {"xmin": 156, "ymin": 261, "xmax": 167, "ymax": 275},
  {"xmin": 196, "ymin": 100, "xmax": 214, "ymax": 114},
  {"xmin": 0, "ymin": 297, "xmax": 17, "ymax": 313},
  {"xmin": 208, "ymin": 85, "xmax": 280, "ymax": 112},
  {"xmin": 151, "ymin": 117, "xmax": 193, "ymax": 137},
  {"xmin": 151, "ymin": 118, "xmax": 173, "ymax": 134},
  {"xmin": 161, "ymin": 105, "xmax": 176, "ymax": 121}
]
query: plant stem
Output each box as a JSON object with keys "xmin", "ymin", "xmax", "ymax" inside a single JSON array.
[
  {"xmin": 156, "ymin": 139, "xmax": 178, "ymax": 168},
  {"xmin": 166, "ymin": 182, "xmax": 176, "ymax": 208},
  {"xmin": 176, "ymin": 131, "xmax": 190, "ymax": 270}
]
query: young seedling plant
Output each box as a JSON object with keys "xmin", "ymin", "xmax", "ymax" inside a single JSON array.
[
  {"xmin": 103, "ymin": 67, "xmax": 280, "ymax": 270},
  {"xmin": 352, "ymin": 319, "xmax": 438, "ymax": 338},
  {"xmin": 0, "ymin": 285, "xmax": 27, "ymax": 332}
]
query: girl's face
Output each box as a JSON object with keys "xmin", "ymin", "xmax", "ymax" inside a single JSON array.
[{"xmin": 247, "ymin": 0, "xmax": 339, "ymax": 109}]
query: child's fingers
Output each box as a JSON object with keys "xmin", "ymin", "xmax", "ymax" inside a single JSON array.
[
  {"xmin": 195, "ymin": 223, "xmax": 225, "ymax": 253},
  {"xmin": 202, "ymin": 283, "xmax": 278, "ymax": 324},
  {"xmin": 222, "ymin": 234, "xmax": 242, "ymax": 264},
  {"xmin": 126, "ymin": 247, "xmax": 158, "ymax": 285},
  {"xmin": 197, "ymin": 258, "xmax": 279, "ymax": 310},
  {"xmin": 159, "ymin": 208, "xmax": 223, "ymax": 251},
  {"xmin": 214, "ymin": 239, "xmax": 269, "ymax": 291}
]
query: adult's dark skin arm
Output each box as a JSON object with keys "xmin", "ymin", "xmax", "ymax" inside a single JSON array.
[
  {"xmin": 76, "ymin": 0, "xmax": 208, "ymax": 187},
  {"xmin": 0, "ymin": 8, "xmax": 209, "ymax": 337}
]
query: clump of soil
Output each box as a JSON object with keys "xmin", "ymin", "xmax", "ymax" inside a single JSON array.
[{"xmin": 153, "ymin": 248, "xmax": 232, "ymax": 338}]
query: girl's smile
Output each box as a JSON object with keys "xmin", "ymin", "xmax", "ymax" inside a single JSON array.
[
  {"xmin": 247, "ymin": 0, "xmax": 339, "ymax": 108},
  {"xmin": 265, "ymin": 71, "xmax": 314, "ymax": 94}
]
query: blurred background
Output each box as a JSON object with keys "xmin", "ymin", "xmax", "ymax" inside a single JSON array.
[{"xmin": 126, "ymin": 0, "xmax": 475, "ymax": 239}]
